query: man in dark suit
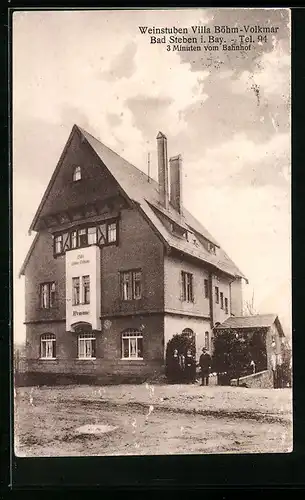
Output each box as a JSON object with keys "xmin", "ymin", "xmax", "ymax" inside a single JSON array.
[{"xmin": 199, "ymin": 347, "xmax": 212, "ymax": 386}]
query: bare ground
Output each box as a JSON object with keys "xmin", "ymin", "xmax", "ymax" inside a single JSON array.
[{"xmin": 14, "ymin": 384, "xmax": 292, "ymax": 457}]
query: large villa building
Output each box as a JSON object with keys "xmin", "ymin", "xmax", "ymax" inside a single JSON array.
[{"xmin": 19, "ymin": 125, "xmax": 285, "ymax": 385}]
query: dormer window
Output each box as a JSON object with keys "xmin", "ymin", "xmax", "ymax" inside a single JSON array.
[
  {"xmin": 73, "ymin": 166, "xmax": 82, "ymax": 182},
  {"xmin": 208, "ymin": 242, "xmax": 216, "ymax": 255},
  {"xmin": 171, "ymin": 221, "xmax": 187, "ymax": 239}
]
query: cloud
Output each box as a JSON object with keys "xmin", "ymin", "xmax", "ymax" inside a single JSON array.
[
  {"xmin": 107, "ymin": 113, "xmax": 122, "ymax": 127},
  {"xmin": 13, "ymin": 10, "xmax": 210, "ymax": 169},
  {"xmin": 100, "ymin": 41, "xmax": 137, "ymax": 81},
  {"xmin": 232, "ymin": 38, "xmax": 290, "ymax": 100},
  {"xmin": 185, "ymin": 131, "xmax": 290, "ymax": 189}
]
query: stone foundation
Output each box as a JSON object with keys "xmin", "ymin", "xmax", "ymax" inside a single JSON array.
[{"xmin": 15, "ymin": 358, "xmax": 165, "ymax": 386}]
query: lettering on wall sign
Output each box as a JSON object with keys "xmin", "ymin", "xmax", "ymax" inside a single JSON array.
[{"xmin": 73, "ymin": 311, "xmax": 90, "ymax": 316}]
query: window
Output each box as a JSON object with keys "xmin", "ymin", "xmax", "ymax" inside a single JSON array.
[
  {"xmin": 54, "ymin": 235, "xmax": 63, "ymax": 254},
  {"xmin": 220, "ymin": 292, "xmax": 224, "ymax": 309},
  {"xmin": 78, "ymin": 333, "xmax": 96, "ymax": 359},
  {"xmin": 97, "ymin": 224, "xmax": 107, "ymax": 245},
  {"xmin": 71, "ymin": 231, "xmax": 77, "ymax": 249},
  {"xmin": 121, "ymin": 329, "xmax": 143, "ymax": 359},
  {"xmin": 63, "ymin": 232, "xmax": 70, "ymax": 252},
  {"xmin": 88, "ymin": 227, "xmax": 97, "ymax": 245},
  {"xmin": 181, "ymin": 271, "xmax": 194, "ymax": 302},
  {"xmin": 205, "ymin": 331, "xmax": 210, "ymax": 350},
  {"xmin": 121, "ymin": 270, "xmax": 142, "ymax": 300},
  {"xmin": 225, "ymin": 297, "xmax": 228, "ymax": 314},
  {"xmin": 133, "ymin": 271, "xmax": 142, "ymax": 299},
  {"xmin": 50, "ymin": 282, "xmax": 56, "ymax": 307},
  {"xmin": 121, "ymin": 272, "xmax": 132, "ymax": 301},
  {"xmin": 182, "ymin": 328, "xmax": 194, "ymax": 340},
  {"xmin": 82, "ymin": 275, "xmax": 90, "ymax": 304},
  {"xmin": 108, "ymin": 222, "xmax": 117, "ymax": 243},
  {"xmin": 204, "ymin": 279, "xmax": 209, "ymax": 299},
  {"xmin": 41, "ymin": 284, "xmax": 48, "ymax": 309},
  {"xmin": 72, "ymin": 277, "xmax": 80, "ymax": 305},
  {"xmin": 208, "ymin": 242, "xmax": 216, "ymax": 255},
  {"xmin": 53, "ymin": 220, "xmax": 118, "ymax": 256},
  {"xmin": 40, "ymin": 282, "xmax": 56, "ymax": 309},
  {"xmin": 40, "ymin": 333, "xmax": 56, "ymax": 359},
  {"xmin": 78, "ymin": 228, "xmax": 88, "ymax": 247},
  {"xmin": 171, "ymin": 222, "xmax": 187, "ymax": 239},
  {"xmin": 73, "ymin": 166, "xmax": 82, "ymax": 182},
  {"xmin": 215, "ymin": 286, "xmax": 219, "ymax": 304}
]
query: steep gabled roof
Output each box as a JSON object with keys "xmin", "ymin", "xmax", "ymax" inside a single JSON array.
[
  {"xmin": 19, "ymin": 233, "xmax": 39, "ymax": 277},
  {"xmin": 79, "ymin": 126, "xmax": 246, "ymax": 280},
  {"xmin": 214, "ymin": 314, "xmax": 285, "ymax": 336},
  {"xmin": 23, "ymin": 124, "xmax": 246, "ymax": 280}
]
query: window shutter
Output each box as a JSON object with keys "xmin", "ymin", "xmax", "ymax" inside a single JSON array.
[
  {"xmin": 191, "ymin": 274, "xmax": 194, "ymax": 302},
  {"xmin": 92, "ymin": 339, "xmax": 96, "ymax": 358},
  {"xmin": 180, "ymin": 271, "xmax": 184, "ymax": 301}
]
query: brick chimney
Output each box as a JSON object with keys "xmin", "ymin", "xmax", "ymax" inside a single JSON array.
[
  {"xmin": 169, "ymin": 154, "xmax": 182, "ymax": 214},
  {"xmin": 157, "ymin": 131, "xmax": 169, "ymax": 209}
]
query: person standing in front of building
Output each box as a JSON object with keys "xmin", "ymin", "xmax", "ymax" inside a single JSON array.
[
  {"xmin": 168, "ymin": 349, "xmax": 181, "ymax": 383},
  {"xmin": 250, "ymin": 359, "xmax": 256, "ymax": 374},
  {"xmin": 178, "ymin": 352, "xmax": 185, "ymax": 382},
  {"xmin": 199, "ymin": 347, "xmax": 212, "ymax": 386},
  {"xmin": 184, "ymin": 350, "xmax": 196, "ymax": 384}
]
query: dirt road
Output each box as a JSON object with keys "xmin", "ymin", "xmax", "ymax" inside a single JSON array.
[{"xmin": 14, "ymin": 386, "xmax": 292, "ymax": 456}]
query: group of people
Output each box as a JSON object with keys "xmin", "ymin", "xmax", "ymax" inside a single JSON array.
[{"xmin": 168, "ymin": 347, "xmax": 212, "ymax": 386}]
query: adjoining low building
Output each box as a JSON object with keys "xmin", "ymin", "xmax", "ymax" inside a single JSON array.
[{"xmin": 213, "ymin": 314, "xmax": 287, "ymax": 388}]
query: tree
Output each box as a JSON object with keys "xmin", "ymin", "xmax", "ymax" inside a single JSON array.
[
  {"xmin": 213, "ymin": 329, "xmax": 253, "ymax": 385},
  {"xmin": 165, "ymin": 331, "xmax": 195, "ymax": 381},
  {"xmin": 281, "ymin": 339, "xmax": 292, "ymax": 387},
  {"xmin": 243, "ymin": 289, "xmax": 257, "ymax": 316}
]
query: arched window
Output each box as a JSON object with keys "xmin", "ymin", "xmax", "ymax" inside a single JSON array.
[
  {"xmin": 40, "ymin": 333, "xmax": 56, "ymax": 359},
  {"xmin": 73, "ymin": 166, "xmax": 82, "ymax": 182},
  {"xmin": 121, "ymin": 329, "xmax": 143, "ymax": 360},
  {"xmin": 78, "ymin": 333, "xmax": 96, "ymax": 359},
  {"xmin": 182, "ymin": 328, "xmax": 194, "ymax": 339}
]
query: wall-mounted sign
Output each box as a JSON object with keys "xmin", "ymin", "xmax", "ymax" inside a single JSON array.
[
  {"xmin": 71, "ymin": 254, "xmax": 90, "ymax": 266},
  {"xmin": 66, "ymin": 246, "xmax": 101, "ymax": 331},
  {"xmin": 73, "ymin": 310, "xmax": 89, "ymax": 317}
]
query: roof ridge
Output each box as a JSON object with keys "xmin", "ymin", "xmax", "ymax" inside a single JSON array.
[{"xmin": 232, "ymin": 313, "xmax": 276, "ymax": 318}]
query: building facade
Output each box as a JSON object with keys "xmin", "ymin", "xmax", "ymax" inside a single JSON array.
[{"xmin": 20, "ymin": 125, "xmax": 247, "ymax": 384}]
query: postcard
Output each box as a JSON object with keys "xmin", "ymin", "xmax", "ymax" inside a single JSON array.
[{"xmin": 13, "ymin": 8, "xmax": 292, "ymax": 458}]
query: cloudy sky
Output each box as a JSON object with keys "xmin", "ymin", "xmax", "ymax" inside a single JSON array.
[{"xmin": 13, "ymin": 8, "xmax": 291, "ymax": 344}]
